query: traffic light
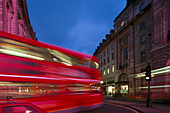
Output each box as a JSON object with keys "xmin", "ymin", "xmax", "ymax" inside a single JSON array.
[{"xmin": 145, "ymin": 63, "xmax": 151, "ymax": 81}]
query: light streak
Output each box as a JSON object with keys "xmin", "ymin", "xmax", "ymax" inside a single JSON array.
[
  {"xmin": 0, "ymin": 74, "xmax": 100, "ymax": 83},
  {"xmin": 133, "ymin": 66, "xmax": 170, "ymax": 78},
  {"xmin": 0, "ymin": 49, "xmax": 44, "ymax": 60},
  {"xmin": 138, "ymin": 85, "xmax": 170, "ymax": 89}
]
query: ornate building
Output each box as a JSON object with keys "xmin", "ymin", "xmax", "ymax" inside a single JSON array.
[
  {"xmin": 94, "ymin": 0, "xmax": 170, "ymax": 102},
  {"xmin": 0, "ymin": 0, "xmax": 36, "ymax": 40}
]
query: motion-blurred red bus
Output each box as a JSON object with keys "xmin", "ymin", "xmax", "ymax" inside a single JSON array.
[{"xmin": 0, "ymin": 31, "xmax": 103, "ymax": 113}]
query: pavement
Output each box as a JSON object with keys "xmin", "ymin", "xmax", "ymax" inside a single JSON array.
[{"xmin": 104, "ymin": 96, "xmax": 170, "ymax": 113}]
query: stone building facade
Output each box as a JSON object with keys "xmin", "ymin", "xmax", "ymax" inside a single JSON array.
[
  {"xmin": 94, "ymin": 0, "xmax": 170, "ymax": 101},
  {"xmin": 0, "ymin": 0, "xmax": 36, "ymax": 40}
]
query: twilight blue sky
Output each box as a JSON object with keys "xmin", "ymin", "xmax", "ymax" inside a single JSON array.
[{"xmin": 26, "ymin": 0, "xmax": 126, "ymax": 55}]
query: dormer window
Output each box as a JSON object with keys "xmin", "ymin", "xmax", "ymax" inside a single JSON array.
[
  {"xmin": 121, "ymin": 20, "xmax": 125, "ymax": 27},
  {"xmin": 139, "ymin": 3, "xmax": 144, "ymax": 11}
]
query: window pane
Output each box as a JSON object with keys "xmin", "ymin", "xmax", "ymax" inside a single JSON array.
[
  {"xmin": 140, "ymin": 51, "xmax": 146, "ymax": 62},
  {"xmin": 107, "ymin": 67, "xmax": 110, "ymax": 74},
  {"xmin": 140, "ymin": 22, "xmax": 145, "ymax": 30},
  {"xmin": 107, "ymin": 48, "xmax": 110, "ymax": 53},
  {"xmin": 112, "ymin": 53, "xmax": 114, "ymax": 60},
  {"xmin": 111, "ymin": 44, "xmax": 114, "ymax": 50},
  {"xmin": 107, "ymin": 56, "xmax": 110, "ymax": 63},
  {"xmin": 124, "ymin": 48, "xmax": 128, "ymax": 60},
  {"xmin": 140, "ymin": 3, "xmax": 144, "ymax": 11},
  {"xmin": 0, "ymin": 82, "xmax": 58, "ymax": 99},
  {"xmin": 140, "ymin": 35, "xmax": 145, "ymax": 44},
  {"xmin": 112, "ymin": 64, "xmax": 114, "ymax": 72}
]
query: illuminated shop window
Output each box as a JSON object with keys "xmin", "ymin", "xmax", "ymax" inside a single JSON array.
[{"xmin": 120, "ymin": 85, "xmax": 128, "ymax": 93}]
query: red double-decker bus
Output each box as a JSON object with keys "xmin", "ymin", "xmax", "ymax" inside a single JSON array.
[{"xmin": 0, "ymin": 31, "xmax": 103, "ymax": 113}]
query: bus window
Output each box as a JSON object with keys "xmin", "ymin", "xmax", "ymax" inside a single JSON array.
[
  {"xmin": 0, "ymin": 82, "xmax": 58, "ymax": 99},
  {"xmin": 0, "ymin": 37, "xmax": 53, "ymax": 62},
  {"xmin": 48, "ymin": 49, "xmax": 81, "ymax": 66},
  {"xmin": 90, "ymin": 62, "xmax": 99, "ymax": 69}
]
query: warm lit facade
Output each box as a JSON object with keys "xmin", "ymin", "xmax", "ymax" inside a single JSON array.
[
  {"xmin": 0, "ymin": 0, "xmax": 36, "ymax": 40},
  {"xmin": 94, "ymin": 0, "xmax": 170, "ymax": 102}
]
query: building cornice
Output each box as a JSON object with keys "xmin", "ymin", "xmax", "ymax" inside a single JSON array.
[{"xmin": 19, "ymin": 0, "xmax": 37, "ymax": 40}]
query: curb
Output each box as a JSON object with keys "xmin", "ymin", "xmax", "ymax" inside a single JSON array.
[{"xmin": 105, "ymin": 101, "xmax": 144, "ymax": 113}]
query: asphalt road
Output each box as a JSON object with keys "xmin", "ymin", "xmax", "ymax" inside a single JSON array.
[{"xmin": 83, "ymin": 103, "xmax": 140, "ymax": 113}]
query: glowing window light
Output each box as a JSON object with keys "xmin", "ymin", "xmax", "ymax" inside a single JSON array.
[
  {"xmin": 0, "ymin": 49, "xmax": 44, "ymax": 60},
  {"xmin": 103, "ymin": 69, "xmax": 106, "ymax": 75},
  {"xmin": 112, "ymin": 64, "xmax": 114, "ymax": 72},
  {"xmin": 107, "ymin": 67, "xmax": 110, "ymax": 74}
]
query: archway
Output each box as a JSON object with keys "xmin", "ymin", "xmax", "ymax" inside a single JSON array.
[{"xmin": 115, "ymin": 73, "xmax": 129, "ymax": 97}]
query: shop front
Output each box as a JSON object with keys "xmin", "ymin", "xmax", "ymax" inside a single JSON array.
[
  {"xmin": 115, "ymin": 81, "xmax": 129, "ymax": 97},
  {"xmin": 107, "ymin": 85, "xmax": 115, "ymax": 96}
]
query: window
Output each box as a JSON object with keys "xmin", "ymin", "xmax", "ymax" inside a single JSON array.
[
  {"xmin": 121, "ymin": 20, "xmax": 125, "ymax": 27},
  {"xmin": 139, "ymin": 3, "xmax": 144, "ymax": 11},
  {"xmin": 107, "ymin": 48, "xmax": 110, "ymax": 54},
  {"xmin": 168, "ymin": 30, "xmax": 170, "ymax": 41},
  {"xmin": 100, "ymin": 54, "xmax": 102, "ymax": 59},
  {"xmin": 107, "ymin": 67, "xmax": 110, "ymax": 74},
  {"xmin": 18, "ymin": 11, "xmax": 21, "ymax": 19},
  {"xmin": 112, "ymin": 53, "xmax": 114, "ymax": 60},
  {"xmin": 103, "ymin": 51, "xmax": 105, "ymax": 56},
  {"xmin": 0, "ymin": 82, "xmax": 58, "ymax": 99},
  {"xmin": 101, "ymin": 61, "xmax": 103, "ymax": 67},
  {"xmin": 124, "ymin": 37, "xmax": 128, "ymax": 44},
  {"xmin": 140, "ymin": 22, "xmax": 145, "ymax": 30},
  {"xmin": 124, "ymin": 48, "xmax": 128, "ymax": 61},
  {"xmin": 103, "ymin": 69, "xmax": 106, "ymax": 75},
  {"xmin": 140, "ymin": 51, "xmax": 146, "ymax": 62},
  {"xmin": 107, "ymin": 56, "xmax": 110, "ymax": 63},
  {"xmin": 140, "ymin": 35, "xmax": 145, "ymax": 44},
  {"xmin": 104, "ymin": 59, "xmax": 106, "ymax": 65},
  {"xmin": 111, "ymin": 44, "xmax": 114, "ymax": 50},
  {"xmin": 112, "ymin": 64, "xmax": 114, "ymax": 72}
]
